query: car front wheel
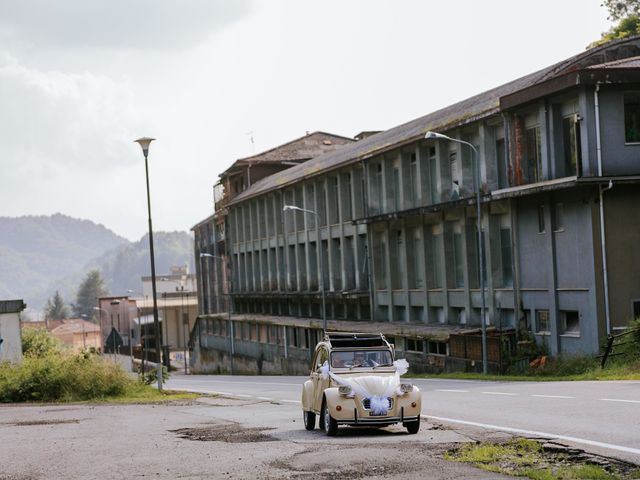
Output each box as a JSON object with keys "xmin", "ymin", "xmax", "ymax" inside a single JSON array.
[
  {"xmin": 303, "ymin": 410, "xmax": 316, "ymax": 431},
  {"xmin": 405, "ymin": 416, "xmax": 420, "ymax": 434},
  {"xmin": 322, "ymin": 400, "xmax": 338, "ymax": 436}
]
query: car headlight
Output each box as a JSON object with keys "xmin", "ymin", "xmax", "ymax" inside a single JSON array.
[
  {"xmin": 399, "ymin": 383, "xmax": 413, "ymax": 394},
  {"xmin": 338, "ymin": 385, "xmax": 353, "ymax": 396}
]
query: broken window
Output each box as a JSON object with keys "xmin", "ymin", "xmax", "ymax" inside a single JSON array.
[
  {"xmin": 624, "ymin": 92, "xmax": 640, "ymax": 143},
  {"xmin": 524, "ymin": 126, "xmax": 542, "ymax": 183},
  {"xmin": 428, "ymin": 146, "xmax": 439, "ymax": 203},
  {"xmin": 536, "ymin": 310, "xmax": 550, "ymax": 333},
  {"xmin": 560, "ymin": 310, "xmax": 580, "ymax": 335},
  {"xmin": 453, "ymin": 231, "xmax": 464, "ymax": 288},
  {"xmin": 496, "ymin": 137, "xmax": 508, "ymax": 189},
  {"xmin": 562, "ymin": 116, "xmax": 581, "ymax": 177},
  {"xmin": 538, "ymin": 205, "xmax": 546, "ymax": 234}
]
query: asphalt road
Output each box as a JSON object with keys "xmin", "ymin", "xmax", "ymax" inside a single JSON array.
[
  {"xmin": 0, "ymin": 397, "xmax": 513, "ymax": 479},
  {"xmin": 165, "ymin": 374, "xmax": 640, "ymax": 463}
]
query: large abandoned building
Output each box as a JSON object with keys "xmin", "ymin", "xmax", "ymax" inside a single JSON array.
[{"xmin": 192, "ymin": 36, "xmax": 640, "ymax": 374}]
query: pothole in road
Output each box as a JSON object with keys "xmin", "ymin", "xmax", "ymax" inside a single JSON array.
[
  {"xmin": 270, "ymin": 447, "xmax": 414, "ymax": 479},
  {"xmin": 171, "ymin": 424, "xmax": 278, "ymax": 443},
  {"xmin": 6, "ymin": 419, "xmax": 81, "ymax": 426}
]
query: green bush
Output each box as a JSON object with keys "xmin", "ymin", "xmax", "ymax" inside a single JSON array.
[
  {"xmin": 0, "ymin": 329, "xmax": 143, "ymax": 402},
  {"xmin": 0, "ymin": 350, "xmax": 135, "ymax": 402},
  {"xmin": 21, "ymin": 328, "xmax": 63, "ymax": 358}
]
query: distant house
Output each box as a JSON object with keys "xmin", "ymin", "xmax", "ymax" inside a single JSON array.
[
  {"xmin": 0, "ymin": 299, "xmax": 26, "ymax": 363},
  {"xmin": 49, "ymin": 319, "xmax": 101, "ymax": 352}
]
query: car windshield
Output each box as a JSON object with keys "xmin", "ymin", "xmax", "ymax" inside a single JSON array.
[{"xmin": 330, "ymin": 350, "xmax": 393, "ymax": 368}]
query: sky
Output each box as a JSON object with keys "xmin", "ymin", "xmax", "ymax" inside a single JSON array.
[{"xmin": 0, "ymin": 0, "xmax": 612, "ymax": 241}]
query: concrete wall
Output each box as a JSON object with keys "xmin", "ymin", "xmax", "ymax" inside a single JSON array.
[
  {"xmin": 0, "ymin": 311, "xmax": 23, "ymax": 363},
  {"xmin": 603, "ymin": 185, "xmax": 640, "ymax": 329},
  {"xmin": 598, "ymin": 87, "xmax": 640, "ymax": 176}
]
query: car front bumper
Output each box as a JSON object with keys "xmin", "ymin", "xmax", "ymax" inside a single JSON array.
[{"xmin": 335, "ymin": 406, "xmax": 420, "ymax": 426}]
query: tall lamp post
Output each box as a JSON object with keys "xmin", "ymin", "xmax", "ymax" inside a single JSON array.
[
  {"xmin": 425, "ymin": 131, "xmax": 488, "ymax": 374},
  {"xmin": 282, "ymin": 205, "xmax": 327, "ymax": 334},
  {"xmin": 200, "ymin": 253, "xmax": 234, "ymax": 374},
  {"xmin": 134, "ymin": 137, "xmax": 163, "ymax": 390}
]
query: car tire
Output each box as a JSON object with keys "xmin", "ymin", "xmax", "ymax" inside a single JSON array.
[
  {"xmin": 322, "ymin": 400, "xmax": 338, "ymax": 436},
  {"xmin": 303, "ymin": 410, "xmax": 316, "ymax": 431},
  {"xmin": 405, "ymin": 416, "xmax": 420, "ymax": 434}
]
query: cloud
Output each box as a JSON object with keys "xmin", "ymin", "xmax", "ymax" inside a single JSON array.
[
  {"xmin": 0, "ymin": 0, "xmax": 253, "ymax": 51},
  {"xmin": 0, "ymin": 53, "xmax": 141, "ymax": 175}
]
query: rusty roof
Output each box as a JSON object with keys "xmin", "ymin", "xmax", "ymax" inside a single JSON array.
[
  {"xmin": 229, "ymin": 36, "xmax": 640, "ymax": 206},
  {"xmin": 219, "ymin": 131, "xmax": 355, "ymax": 178}
]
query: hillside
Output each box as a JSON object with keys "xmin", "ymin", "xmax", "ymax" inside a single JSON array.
[
  {"xmin": 90, "ymin": 231, "xmax": 196, "ymax": 294},
  {"xmin": 0, "ymin": 214, "xmax": 128, "ymax": 302},
  {"xmin": 0, "ymin": 215, "xmax": 195, "ymax": 311}
]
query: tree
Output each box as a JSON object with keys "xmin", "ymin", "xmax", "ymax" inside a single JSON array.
[
  {"xmin": 603, "ymin": 0, "xmax": 640, "ymax": 21},
  {"xmin": 591, "ymin": 1, "xmax": 640, "ymax": 47},
  {"xmin": 44, "ymin": 291, "xmax": 69, "ymax": 320},
  {"xmin": 73, "ymin": 270, "xmax": 109, "ymax": 320}
]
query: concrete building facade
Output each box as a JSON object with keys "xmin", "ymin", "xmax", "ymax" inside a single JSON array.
[{"xmin": 193, "ymin": 37, "xmax": 640, "ymax": 373}]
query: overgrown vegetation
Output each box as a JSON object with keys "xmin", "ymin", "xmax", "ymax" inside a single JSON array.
[
  {"xmin": 590, "ymin": 0, "xmax": 640, "ymax": 48},
  {"xmin": 445, "ymin": 438, "xmax": 640, "ymax": 479},
  {"xmin": 415, "ymin": 319, "xmax": 640, "ymax": 381},
  {"xmin": 0, "ymin": 329, "xmax": 185, "ymax": 403}
]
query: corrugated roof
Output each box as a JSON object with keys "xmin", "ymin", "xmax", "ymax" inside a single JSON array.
[
  {"xmin": 229, "ymin": 36, "xmax": 640, "ymax": 206},
  {"xmin": 587, "ymin": 55, "xmax": 640, "ymax": 69}
]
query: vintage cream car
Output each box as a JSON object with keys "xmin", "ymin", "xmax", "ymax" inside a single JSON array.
[{"xmin": 301, "ymin": 332, "xmax": 422, "ymax": 436}]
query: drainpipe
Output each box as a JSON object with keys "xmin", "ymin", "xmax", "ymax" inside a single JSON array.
[{"xmin": 594, "ymin": 83, "xmax": 613, "ymax": 335}]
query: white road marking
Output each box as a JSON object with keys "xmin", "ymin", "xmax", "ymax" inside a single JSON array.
[
  {"xmin": 236, "ymin": 394, "xmax": 251, "ymax": 398},
  {"xmin": 281, "ymin": 399, "xmax": 302, "ymax": 404},
  {"xmin": 481, "ymin": 392, "xmax": 517, "ymax": 396},
  {"xmin": 257, "ymin": 396, "xmax": 273, "ymax": 401},
  {"xmin": 600, "ymin": 398, "xmax": 640, "ymax": 404},
  {"xmin": 531, "ymin": 394, "xmax": 575, "ymax": 399},
  {"xmin": 425, "ymin": 415, "xmax": 640, "ymax": 457},
  {"xmin": 435, "ymin": 389, "xmax": 469, "ymax": 393}
]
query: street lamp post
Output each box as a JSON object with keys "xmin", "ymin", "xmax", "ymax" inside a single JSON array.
[
  {"xmin": 134, "ymin": 137, "xmax": 163, "ymax": 390},
  {"xmin": 200, "ymin": 253, "xmax": 234, "ymax": 374},
  {"xmin": 283, "ymin": 205, "xmax": 327, "ymax": 334},
  {"xmin": 425, "ymin": 131, "xmax": 488, "ymax": 374}
]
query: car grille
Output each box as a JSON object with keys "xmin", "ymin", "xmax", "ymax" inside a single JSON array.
[{"xmin": 362, "ymin": 397, "xmax": 393, "ymax": 410}]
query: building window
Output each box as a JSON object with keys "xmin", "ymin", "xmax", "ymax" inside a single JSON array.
[
  {"xmin": 496, "ymin": 138, "xmax": 508, "ymax": 188},
  {"xmin": 427, "ymin": 340, "xmax": 447, "ymax": 355},
  {"xmin": 453, "ymin": 232, "xmax": 464, "ymax": 288},
  {"xmin": 500, "ymin": 228, "xmax": 513, "ymax": 287},
  {"xmin": 408, "ymin": 153, "xmax": 419, "ymax": 208},
  {"xmin": 632, "ymin": 299, "xmax": 640, "ymax": 319},
  {"xmin": 449, "ymin": 151, "xmax": 460, "ymax": 198},
  {"xmin": 538, "ymin": 205, "xmax": 546, "ymax": 233},
  {"xmin": 554, "ymin": 203, "xmax": 564, "ymax": 232},
  {"xmin": 624, "ymin": 93, "xmax": 640, "ymax": 143},
  {"xmin": 393, "ymin": 165, "xmax": 401, "ymax": 211},
  {"xmin": 408, "ymin": 227, "xmax": 424, "ymax": 289},
  {"xmin": 560, "ymin": 310, "xmax": 580, "ymax": 335},
  {"xmin": 430, "ymin": 232, "xmax": 443, "ymax": 288},
  {"xmin": 562, "ymin": 116, "xmax": 582, "ymax": 176},
  {"xmin": 428, "ymin": 146, "xmax": 439, "ymax": 203},
  {"xmin": 405, "ymin": 338, "xmax": 423, "ymax": 352},
  {"xmin": 536, "ymin": 310, "xmax": 550, "ymax": 333},
  {"xmin": 524, "ymin": 127, "xmax": 542, "ymax": 183}
]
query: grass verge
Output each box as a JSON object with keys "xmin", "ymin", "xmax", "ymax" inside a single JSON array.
[{"xmin": 445, "ymin": 439, "xmax": 640, "ymax": 479}]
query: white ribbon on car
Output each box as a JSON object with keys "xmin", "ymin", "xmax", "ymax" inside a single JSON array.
[{"xmin": 319, "ymin": 358, "xmax": 410, "ymax": 416}]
